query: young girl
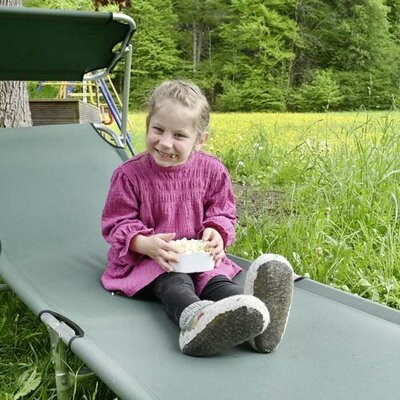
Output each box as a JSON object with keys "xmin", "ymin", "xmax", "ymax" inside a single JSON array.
[{"xmin": 101, "ymin": 80, "xmax": 294, "ymax": 357}]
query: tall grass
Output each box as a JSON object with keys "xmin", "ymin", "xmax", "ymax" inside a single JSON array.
[
  {"xmin": 1, "ymin": 291, "xmax": 52, "ymax": 399},
  {"xmin": 1, "ymin": 111, "xmax": 399, "ymax": 398},
  {"xmin": 217, "ymin": 113, "xmax": 400, "ymax": 309}
]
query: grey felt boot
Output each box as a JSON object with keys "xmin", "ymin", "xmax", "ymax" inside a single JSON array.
[
  {"xmin": 179, "ymin": 295, "xmax": 270, "ymax": 357},
  {"xmin": 244, "ymin": 254, "xmax": 294, "ymax": 353}
]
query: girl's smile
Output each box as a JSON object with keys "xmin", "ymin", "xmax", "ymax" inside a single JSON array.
[{"xmin": 155, "ymin": 149, "xmax": 177, "ymax": 159}]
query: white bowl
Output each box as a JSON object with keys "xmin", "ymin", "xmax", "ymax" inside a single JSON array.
[{"xmin": 171, "ymin": 252, "xmax": 214, "ymax": 273}]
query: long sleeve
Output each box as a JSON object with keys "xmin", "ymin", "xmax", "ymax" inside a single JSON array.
[
  {"xmin": 201, "ymin": 166, "xmax": 236, "ymax": 247},
  {"xmin": 102, "ymin": 167, "xmax": 153, "ymax": 266}
]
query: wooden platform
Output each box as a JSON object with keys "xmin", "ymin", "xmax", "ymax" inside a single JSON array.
[{"xmin": 29, "ymin": 99, "xmax": 101, "ymax": 126}]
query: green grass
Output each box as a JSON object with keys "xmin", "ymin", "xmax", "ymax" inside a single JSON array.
[
  {"xmin": 221, "ymin": 113, "xmax": 400, "ymax": 309},
  {"xmin": 1, "ymin": 111, "xmax": 400, "ymax": 397}
]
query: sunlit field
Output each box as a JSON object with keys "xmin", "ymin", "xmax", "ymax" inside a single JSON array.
[{"xmin": 129, "ymin": 111, "xmax": 400, "ymax": 153}]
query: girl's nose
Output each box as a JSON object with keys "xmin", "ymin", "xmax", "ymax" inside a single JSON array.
[{"xmin": 159, "ymin": 135, "xmax": 173, "ymax": 148}]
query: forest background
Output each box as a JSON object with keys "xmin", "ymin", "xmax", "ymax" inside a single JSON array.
[{"xmin": 25, "ymin": 0, "xmax": 400, "ymax": 113}]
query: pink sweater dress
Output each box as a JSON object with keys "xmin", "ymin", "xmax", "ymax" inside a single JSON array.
[{"xmin": 101, "ymin": 151, "xmax": 241, "ymax": 297}]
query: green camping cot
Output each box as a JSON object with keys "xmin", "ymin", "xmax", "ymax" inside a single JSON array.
[{"xmin": 1, "ymin": 6, "xmax": 400, "ymax": 400}]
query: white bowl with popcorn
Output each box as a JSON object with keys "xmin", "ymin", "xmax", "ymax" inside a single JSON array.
[{"xmin": 171, "ymin": 238, "xmax": 214, "ymax": 273}]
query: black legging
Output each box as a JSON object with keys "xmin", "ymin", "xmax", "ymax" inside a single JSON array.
[{"xmin": 151, "ymin": 273, "xmax": 243, "ymax": 326}]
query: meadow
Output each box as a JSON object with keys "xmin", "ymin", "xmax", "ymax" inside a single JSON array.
[{"xmin": 1, "ymin": 111, "xmax": 400, "ymax": 398}]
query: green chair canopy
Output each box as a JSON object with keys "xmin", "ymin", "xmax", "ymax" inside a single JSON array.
[{"xmin": 0, "ymin": 6, "xmax": 135, "ymax": 81}]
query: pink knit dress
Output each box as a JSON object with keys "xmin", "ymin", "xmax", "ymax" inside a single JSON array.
[{"xmin": 101, "ymin": 151, "xmax": 241, "ymax": 297}]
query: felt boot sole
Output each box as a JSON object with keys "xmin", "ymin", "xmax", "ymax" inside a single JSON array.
[
  {"xmin": 245, "ymin": 255, "xmax": 294, "ymax": 353},
  {"xmin": 180, "ymin": 295, "xmax": 268, "ymax": 357}
]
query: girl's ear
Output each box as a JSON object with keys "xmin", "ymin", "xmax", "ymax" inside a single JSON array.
[{"xmin": 195, "ymin": 131, "xmax": 209, "ymax": 151}]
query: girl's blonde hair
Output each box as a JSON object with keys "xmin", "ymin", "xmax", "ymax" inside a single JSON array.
[{"xmin": 147, "ymin": 80, "xmax": 210, "ymax": 138}]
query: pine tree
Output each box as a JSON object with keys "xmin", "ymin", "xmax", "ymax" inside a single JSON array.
[
  {"xmin": 215, "ymin": 0, "xmax": 297, "ymax": 111},
  {"xmin": 386, "ymin": 0, "xmax": 400, "ymax": 44},
  {"xmin": 292, "ymin": 0, "xmax": 400, "ymax": 110},
  {"xmin": 128, "ymin": 0, "xmax": 180, "ymax": 108}
]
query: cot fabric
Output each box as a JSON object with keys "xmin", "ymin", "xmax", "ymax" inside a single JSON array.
[
  {"xmin": 1, "ymin": 124, "xmax": 400, "ymax": 400},
  {"xmin": 101, "ymin": 151, "xmax": 241, "ymax": 296}
]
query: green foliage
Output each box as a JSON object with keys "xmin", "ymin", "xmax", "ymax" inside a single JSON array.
[
  {"xmin": 217, "ymin": 126, "xmax": 274, "ymax": 186},
  {"xmin": 0, "ymin": 290, "xmax": 52, "ymax": 399},
  {"xmin": 220, "ymin": 112, "xmax": 400, "ymax": 308},
  {"xmin": 127, "ymin": 0, "xmax": 181, "ymax": 109},
  {"xmin": 27, "ymin": 82, "xmax": 58, "ymax": 99},
  {"xmin": 214, "ymin": 0, "xmax": 296, "ymax": 111},
  {"xmin": 217, "ymin": 76, "xmax": 287, "ymax": 112},
  {"xmin": 23, "ymin": 0, "xmax": 96, "ymax": 11},
  {"xmin": 334, "ymin": 69, "xmax": 400, "ymax": 110},
  {"xmin": 386, "ymin": 0, "xmax": 400, "ymax": 44},
  {"xmin": 292, "ymin": 0, "xmax": 400, "ymax": 111},
  {"xmin": 292, "ymin": 70, "xmax": 343, "ymax": 112},
  {"xmin": 22, "ymin": 0, "xmax": 400, "ymax": 111},
  {"xmin": 334, "ymin": 1, "xmax": 389, "ymax": 70},
  {"xmin": 11, "ymin": 368, "xmax": 42, "ymax": 399}
]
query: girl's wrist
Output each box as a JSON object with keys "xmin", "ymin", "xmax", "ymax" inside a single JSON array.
[{"xmin": 130, "ymin": 234, "xmax": 149, "ymax": 255}]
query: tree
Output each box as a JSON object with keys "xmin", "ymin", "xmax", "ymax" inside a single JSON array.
[
  {"xmin": 291, "ymin": 0, "xmax": 400, "ymax": 110},
  {"xmin": 9, "ymin": 0, "xmax": 400, "ymax": 112},
  {"xmin": 216, "ymin": 0, "xmax": 297, "ymax": 111},
  {"xmin": 173, "ymin": 0, "xmax": 225, "ymax": 73},
  {"xmin": 127, "ymin": 0, "xmax": 180, "ymax": 109},
  {"xmin": 0, "ymin": 0, "xmax": 32, "ymax": 128},
  {"xmin": 294, "ymin": 69, "xmax": 343, "ymax": 111},
  {"xmin": 386, "ymin": 0, "xmax": 400, "ymax": 44}
]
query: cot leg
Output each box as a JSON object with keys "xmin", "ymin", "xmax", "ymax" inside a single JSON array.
[
  {"xmin": 42, "ymin": 312, "xmax": 96, "ymax": 399},
  {"xmin": 48, "ymin": 327, "xmax": 74, "ymax": 400}
]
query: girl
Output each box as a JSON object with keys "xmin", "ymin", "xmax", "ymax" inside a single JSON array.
[{"xmin": 101, "ymin": 80, "xmax": 294, "ymax": 357}]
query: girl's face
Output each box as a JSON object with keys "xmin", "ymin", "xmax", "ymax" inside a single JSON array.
[{"xmin": 146, "ymin": 100, "xmax": 207, "ymax": 168}]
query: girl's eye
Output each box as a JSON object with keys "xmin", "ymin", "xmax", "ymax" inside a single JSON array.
[
  {"xmin": 153, "ymin": 127, "xmax": 163, "ymax": 134},
  {"xmin": 175, "ymin": 133, "xmax": 188, "ymax": 139}
]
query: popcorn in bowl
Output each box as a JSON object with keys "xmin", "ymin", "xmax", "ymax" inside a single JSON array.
[
  {"xmin": 173, "ymin": 238, "xmax": 208, "ymax": 254},
  {"xmin": 171, "ymin": 238, "xmax": 214, "ymax": 273}
]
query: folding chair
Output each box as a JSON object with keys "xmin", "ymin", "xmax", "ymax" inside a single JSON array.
[{"xmin": 1, "ymin": 6, "xmax": 400, "ymax": 400}]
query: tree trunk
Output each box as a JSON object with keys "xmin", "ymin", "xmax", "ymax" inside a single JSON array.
[
  {"xmin": 193, "ymin": 22, "xmax": 198, "ymax": 73},
  {"xmin": 196, "ymin": 27, "xmax": 202, "ymax": 68},
  {"xmin": 0, "ymin": 0, "xmax": 32, "ymax": 128}
]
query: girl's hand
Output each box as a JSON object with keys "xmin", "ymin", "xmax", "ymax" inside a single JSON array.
[
  {"xmin": 130, "ymin": 233, "xmax": 180, "ymax": 272},
  {"xmin": 202, "ymin": 228, "xmax": 225, "ymax": 267}
]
